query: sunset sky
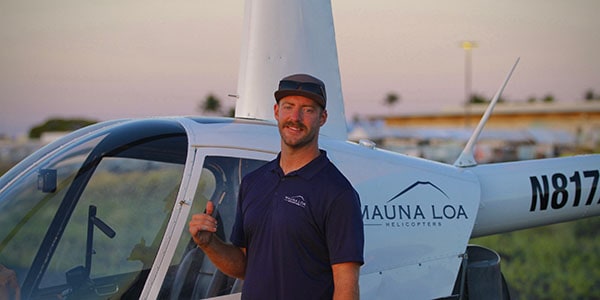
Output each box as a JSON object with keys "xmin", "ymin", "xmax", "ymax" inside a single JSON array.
[{"xmin": 1, "ymin": 0, "xmax": 599, "ymax": 136}]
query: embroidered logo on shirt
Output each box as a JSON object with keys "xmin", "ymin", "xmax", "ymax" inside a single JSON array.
[{"xmin": 284, "ymin": 195, "xmax": 307, "ymax": 208}]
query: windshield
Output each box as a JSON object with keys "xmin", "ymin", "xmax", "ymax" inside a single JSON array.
[{"xmin": 0, "ymin": 119, "xmax": 188, "ymax": 299}]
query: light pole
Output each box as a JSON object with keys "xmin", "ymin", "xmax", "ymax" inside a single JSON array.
[{"xmin": 461, "ymin": 41, "xmax": 477, "ymax": 127}]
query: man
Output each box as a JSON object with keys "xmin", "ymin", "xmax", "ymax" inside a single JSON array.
[{"xmin": 189, "ymin": 73, "xmax": 364, "ymax": 299}]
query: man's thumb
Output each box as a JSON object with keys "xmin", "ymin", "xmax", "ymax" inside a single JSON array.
[{"xmin": 206, "ymin": 201, "xmax": 214, "ymax": 216}]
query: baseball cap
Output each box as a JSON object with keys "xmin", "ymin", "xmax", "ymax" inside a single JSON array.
[{"xmin": 274, "ymin": 74, "xmax": 327, "ymax": 109}]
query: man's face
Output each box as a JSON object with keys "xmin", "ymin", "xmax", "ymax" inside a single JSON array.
[{"xmin": 274, "ymin": 95, "xmax": 327, "ymax": 149}]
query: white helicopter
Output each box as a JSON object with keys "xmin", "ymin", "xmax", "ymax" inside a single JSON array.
[{"xmin": 0, "ymin": 0, "xmax": 598, "ymax": 299}]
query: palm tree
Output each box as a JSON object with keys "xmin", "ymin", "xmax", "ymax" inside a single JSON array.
[
  {"xmin": 584, "ymin": 89, "xmax": 596, "ymax": 101},
  {"xmin": 542, "ymin": 94, "xmax": 555, "ymax": 103},
  {"xmin": 199, "ymin": 93, "xmax": 222, "ymax": 115},
  {"xmin": 383, "ymin": 92, "xmax": 401, "ymax": 107},
  {"xmin": 469, "ymin": 93, "xmax": 488, "ymax": 104}
]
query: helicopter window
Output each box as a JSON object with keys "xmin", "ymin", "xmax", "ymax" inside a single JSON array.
[
  {"xmin": 0, "ymin": 119, "xmax": 190, "ymax": 299},
  {"xmin": 160, "ymin": 155, "xmax": 267, "ymax": 299},
  {"xmin": 0, "ymin": 134, "xmax": 107, "ymax": 299},
  {"xmin": 39, "ymin": 157, "xmax": 183, "ymax": 287}
]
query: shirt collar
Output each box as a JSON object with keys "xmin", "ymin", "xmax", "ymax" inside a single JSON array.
[{"xmin": 271, "ymin": 150, "xmax": 328, "ymax": 180}]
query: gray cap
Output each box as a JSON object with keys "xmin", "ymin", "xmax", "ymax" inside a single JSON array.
[{"xmin": 274, "ymin": 74, "xmax": 327, "ymax": 108}]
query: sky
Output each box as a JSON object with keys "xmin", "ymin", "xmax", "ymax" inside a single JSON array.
[{"xmin": 1, "ymin": 0, "xmax": 599, "ymax": 137}]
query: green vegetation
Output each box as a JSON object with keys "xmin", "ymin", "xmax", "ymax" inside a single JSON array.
[
  {"xmin": 471, "ymin": 217, "xmax": 600, "ymax": 299},
  {"xmin": 585, "ymin": 89, "xmax": 599, "ymax": 101},
  {"xmin": 542, "ymin": 94, "xmax": 556, "ymax": 103},
  {"xmin": 468, "ymin": 93, "xmax": 507, "ymax": 104},
  {"xmin": 198, "ymin": 93, "xmax": 235, "ymax": 117},
  {"xmin": 199, "ymin": 93, "xmax": 223, "ymax": 114},
  {"xmin": 29, "ymin": 118, "xmax": 97, "ymax": 139},
  {"xmin": 383, "ymin": 92, "xmax": 401, "ymax": 107}
]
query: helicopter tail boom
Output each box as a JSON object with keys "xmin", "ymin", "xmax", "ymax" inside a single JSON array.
[{"xmin": 470, "ymin": 154, "xmax": 600, "ymax": 237}]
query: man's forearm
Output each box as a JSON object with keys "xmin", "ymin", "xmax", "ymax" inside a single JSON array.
[
  {"xmin": 198, "ymin": 234, "xmax": 247, "ymax": 279},
  {"xmin": 332, "ymin": 262, "xmax": 361, "ymax": 300}
]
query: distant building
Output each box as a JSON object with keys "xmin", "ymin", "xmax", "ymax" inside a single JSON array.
[{"xmin": 352, "ymin": 101, "xmax": 600, "ymax": 163}]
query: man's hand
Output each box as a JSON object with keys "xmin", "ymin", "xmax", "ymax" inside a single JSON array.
[
  {"xmin": 189, "ymin": 201, "xmax": 219, "ymax": 248},
  {"xmin": 187, "ymin": 201, "xmax": 248, "ymax": 279}
]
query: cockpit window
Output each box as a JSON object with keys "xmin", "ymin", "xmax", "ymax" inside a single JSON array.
[
  {"xmin": 0, "ymin": 119, "xmax": 188, "ymax": 299},
  {"xmin": 40, "ymin": 157, "xmax": 182, "ymax": 287},
  {"xmin": 0, "ymin": 133, "xmax": 107, "ymax": 298}
]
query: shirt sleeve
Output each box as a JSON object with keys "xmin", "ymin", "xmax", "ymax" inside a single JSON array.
[{"xmin": 326, "ymin": 188, "xmax": 365, "ymax": 265}]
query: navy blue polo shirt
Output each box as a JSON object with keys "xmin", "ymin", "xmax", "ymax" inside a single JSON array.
[{"xmin": 230, "ymin": 150, "xmax": 364, "ymax": 300}]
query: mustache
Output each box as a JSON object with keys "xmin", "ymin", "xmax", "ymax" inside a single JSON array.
[{"xmin": 283, "ymin": 121, "xmax": 307, "ymax": 130}]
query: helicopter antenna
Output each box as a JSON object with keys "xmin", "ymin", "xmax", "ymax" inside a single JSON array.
[{"xmin": 454, "ymin": 57, "xmax": 520, "ymax": 167}]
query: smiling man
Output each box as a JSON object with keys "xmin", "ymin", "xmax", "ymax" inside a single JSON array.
[{"xmin": 190, "ymin": 73, "xmax": 364, "ymax": 300}]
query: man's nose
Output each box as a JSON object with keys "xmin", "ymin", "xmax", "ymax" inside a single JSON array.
[{"xmin": 289, "ymin": 108, "xmax": 302, "ymax": 121}]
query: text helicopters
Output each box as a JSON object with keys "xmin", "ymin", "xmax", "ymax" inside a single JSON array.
[{"xmin": 1, "ymin": 0, "xmax": 599, "ymax": 299}]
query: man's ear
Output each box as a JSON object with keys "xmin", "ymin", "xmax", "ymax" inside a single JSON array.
[
  {"xmin": 320, "ymin": 109, "xmax": 328, "ymax": 127},
  {"xmin": 273, "ymin": 103, "xmax": 280, "ymax": 121}
]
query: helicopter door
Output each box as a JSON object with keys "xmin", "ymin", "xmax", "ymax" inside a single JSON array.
[{"xmin": 157, "ymin": 152, "xmax": 271, "ymax": 299}]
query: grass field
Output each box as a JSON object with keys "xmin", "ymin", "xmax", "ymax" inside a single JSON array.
[{"xmin": 471, "ymin": 217, "xmax": 600, "ymax": 299}]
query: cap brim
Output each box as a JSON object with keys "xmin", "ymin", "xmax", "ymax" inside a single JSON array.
[{"xmin": 274, "ymin": 90, "xmax": 326, "ymax": 108}]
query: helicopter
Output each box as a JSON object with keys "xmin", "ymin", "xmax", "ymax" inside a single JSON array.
[{"xmin": 1, "ymin": 0, "xmax": 599, "ymax": 299}]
